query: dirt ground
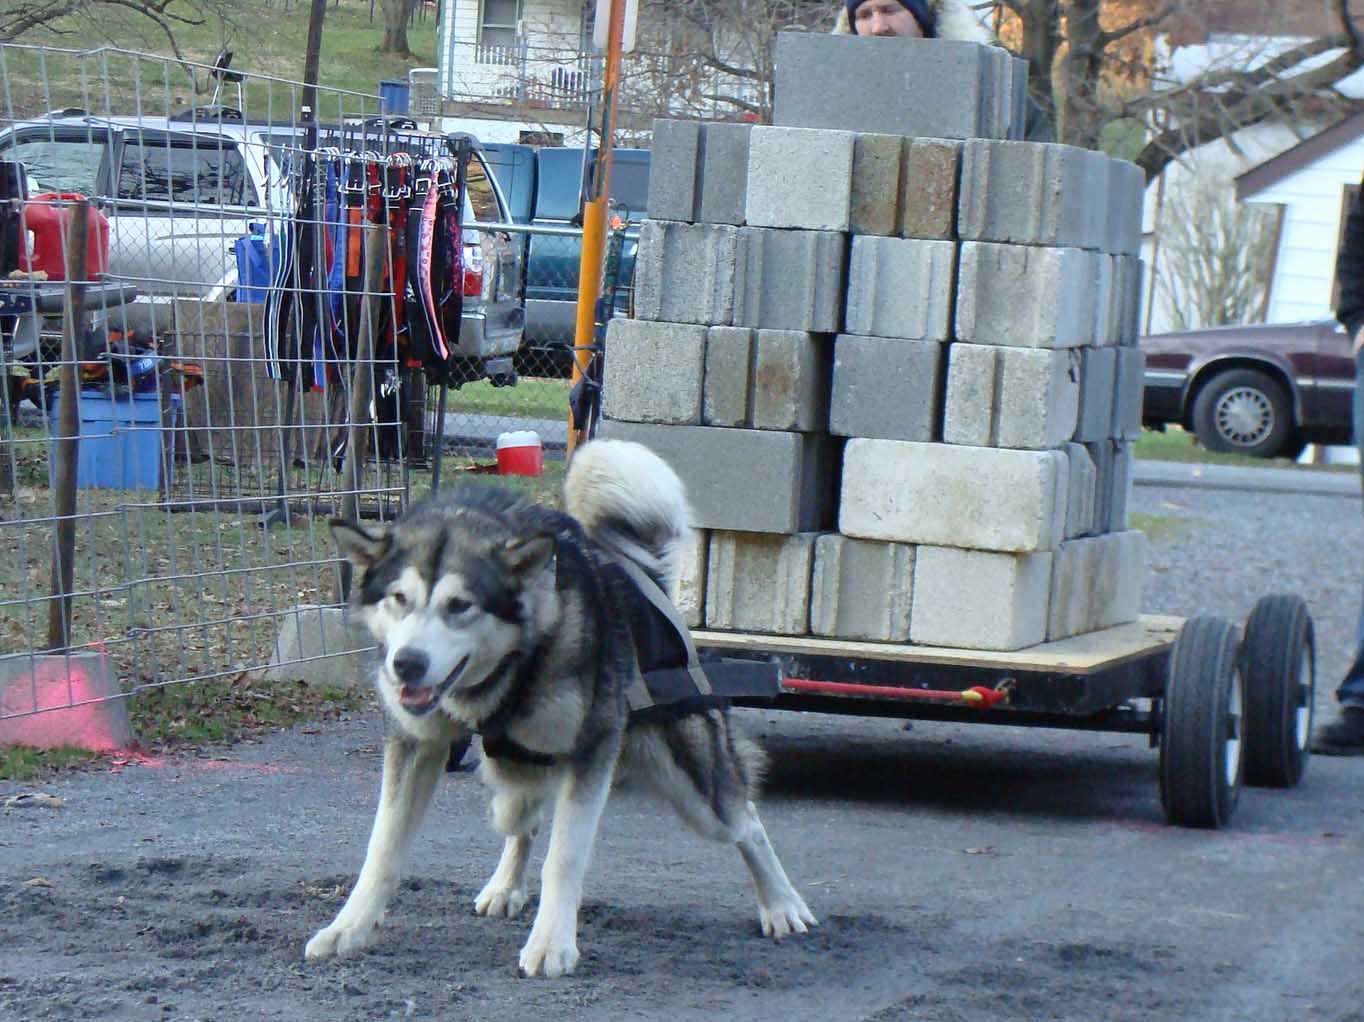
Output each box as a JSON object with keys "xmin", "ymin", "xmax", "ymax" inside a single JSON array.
[{"xmin": 4, "ymin": 481, "xmax": 1364, "ymax": 1022}]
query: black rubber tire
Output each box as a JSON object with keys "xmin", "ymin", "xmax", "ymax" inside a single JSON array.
[
  {"xmin": 1160, "ymin": 616, "xmax": 1245, "ymax": 829},
  {"xmin": 1190, "ymin": 367, "xmax": 1292, "ymax": 458},
  {"xmin": 1241, "ymin": 594, "xmax": 1315, "ymax": 789}
]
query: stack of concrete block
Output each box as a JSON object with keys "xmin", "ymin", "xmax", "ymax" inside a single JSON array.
[{"xmin": 603, "ymin": 32, "xmax": 1149, "ymax": 651}]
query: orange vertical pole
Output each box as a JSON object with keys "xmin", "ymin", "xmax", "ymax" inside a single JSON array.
[{"xmin": 567, "ymin": 0, "xmax": 626, "ymax": 458}]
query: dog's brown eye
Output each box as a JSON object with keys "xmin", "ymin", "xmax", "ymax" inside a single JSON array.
[
  {"xmin": 446, "ymin": 597, "xmax": 472, "ymax": 615},
  {"xmin": 389, "ymin": 592, "xmax": 407, "ymax": 608}
]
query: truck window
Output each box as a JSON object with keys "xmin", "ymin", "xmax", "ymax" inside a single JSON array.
[
  {"xmin": 603, "ymin": 157, "xmax": 649, "ymax": 217},
  {"xmin": 465, "ymin": 153, "xmax": 502, "ymax": 222},
  {"xmin": 116, "ymin": 139, "xmax": 255, "ymax": 207},
  {"xmin": 5, "ymin": 137, "xmax": 104, "ymax": 195}
]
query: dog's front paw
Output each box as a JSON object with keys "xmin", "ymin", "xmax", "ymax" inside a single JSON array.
[
  {"xmin": 519, "ymin": 929, "xmax": 579, "ymax": 978},
  {"xmin": 474, "ymin": 881, "xmax": 529, "ymax": 918},
  {"xmin": 759, "ymin": 893, "xmax": 817, "ymax": 940},
  {"xmin": 304, "ymin": 919, "xmax": 379, "ymax": 961}
]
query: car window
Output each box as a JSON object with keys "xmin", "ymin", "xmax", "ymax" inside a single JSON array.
[
  {"xmin": 534, "ymin": 150, "xmax": 586, "ymax": 222},
  {"xmin": 5, "ymin": 137, "xmax": 104, "ymax": 195},
  {"xmin": 464, "ymin": 152, "xmax": 502, "ymax": 223},
  {"xmin": 116, "ymin": 139, "xmax": 255, "ymax": 207},
  {"xmin": 600, "ymin": 156, "xmax": 649, "ymax": 216}
]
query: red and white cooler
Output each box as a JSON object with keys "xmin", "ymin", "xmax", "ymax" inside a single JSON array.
[{"xmin": 496, "ymin": 430, "xmax": 543, "ymax": 477}]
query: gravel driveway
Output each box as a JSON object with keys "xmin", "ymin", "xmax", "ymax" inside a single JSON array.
[{"xmin": 3, "ymin": 479, "xmax": 1363, "ymax": 1022}]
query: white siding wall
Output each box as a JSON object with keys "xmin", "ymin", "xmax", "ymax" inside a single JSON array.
[
  {"xmin": 1253, "ymin": 135, "xmax": 1364, "ymax": 324},
  {"xmin": 440, "ymin": 0, "xmax": 586, "ymax": 101}
]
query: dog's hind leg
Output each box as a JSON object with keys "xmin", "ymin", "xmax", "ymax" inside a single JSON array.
[
  {"xmin": 622, "ymin": 715, "xmax": 816, "ymax": 940},
  {"xmin": 518, "ymin": 745, "xmax": 618, "ymax": 977},
  {"xmin": 474, "ymin": 774, "xmax": 547, "ymax": 919},
  {"xmin": 305, "ymin": 733, "xmax": 448, "ymax": 960}
]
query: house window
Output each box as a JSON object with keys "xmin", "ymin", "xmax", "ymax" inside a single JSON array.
[
  {"xmin": 480, "ymin": 0, "xmax": 521, "ymax": 49},
  {"xmin": 1332, "ymin": 183, "xmax": 1361, "ymax": 312}
]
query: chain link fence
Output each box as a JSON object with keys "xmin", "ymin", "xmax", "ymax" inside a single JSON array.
[{"xmin": 0, "ymin": 44, "xmax": 619, "ymax": 738}]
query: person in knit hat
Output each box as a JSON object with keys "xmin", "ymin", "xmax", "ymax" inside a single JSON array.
[{"xmin": 833, "ymin": 0, "xmax": 1055, "ymax": 141}]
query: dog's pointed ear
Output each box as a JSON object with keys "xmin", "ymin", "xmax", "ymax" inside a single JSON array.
[
  {"xmin": 330, "ymin": 518, "xmax": 390, "ymax": 571},
  {"xmin": 499, "ymin": 533, "xmax": 556, "ymax": 580}
]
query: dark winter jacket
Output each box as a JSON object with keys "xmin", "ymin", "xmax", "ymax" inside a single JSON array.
[{"xmin": 1336, "ymin": 175, "xmax": 1364, "ymax": 338}]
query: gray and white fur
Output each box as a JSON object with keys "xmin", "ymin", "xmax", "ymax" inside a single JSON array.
[{"xmin": 305, "ymin": 439, "xmax": 815, "ymax": 977}]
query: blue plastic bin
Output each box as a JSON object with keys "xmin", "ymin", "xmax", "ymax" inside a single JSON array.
[
  {"xmin": 379, "ymin": 79, "xmax": 410, "ymax": 114},
  {"xmin": 48, "ymin": 391, "xmax": 177, "ymax": 491}
]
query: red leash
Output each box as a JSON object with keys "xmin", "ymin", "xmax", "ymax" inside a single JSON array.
[{"xmin": 780, "ymin": 677, "xmax": 1012, "ymax": 710}]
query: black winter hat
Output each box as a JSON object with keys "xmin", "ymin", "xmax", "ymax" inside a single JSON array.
[{"xmin": 845, "ymin": 0, "xmax": 938, "ymax": 38}]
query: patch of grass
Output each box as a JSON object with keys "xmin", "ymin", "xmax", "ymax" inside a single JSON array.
[
  {"xmin": 436, "ymin": 378, "xmax": 572, "ymax": 421},
  {"xmin": 0, "ymin": 744, "xmax": 99, "ymax": 781},
  {"xmin": 1128, "ymin": 512, "xmax": 1197, "ymax": 542},
  {"xmin": 1134, "ymin": 427, "xmax": 1342, "ymax": 470}
]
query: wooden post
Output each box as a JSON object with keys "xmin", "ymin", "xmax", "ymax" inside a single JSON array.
[
  {"xmin": 336, "ymin": 222, "xmax": 388, "ymax": 602},
  {"xmin": 47, "ymin": 199, "xmax": 90, "ymax": 651}
]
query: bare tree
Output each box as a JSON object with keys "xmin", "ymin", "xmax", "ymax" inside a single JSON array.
[
  {"xmin": 378, "ymin": 0, "xmax": 418, "ymax": 57},
  {"xmin": 1, "ymin": 1, "xmax": 209, "ymax": 64}
]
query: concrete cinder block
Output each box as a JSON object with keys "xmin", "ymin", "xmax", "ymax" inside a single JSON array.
[
  {"xmin": 746, "ymin": 125, "xmax": 855, "ymax": 232},
  {"xmin": 840, "ymin": 439, "xmax": 1066, "ymax": 553},
  {"xmin": 634, "ymin": 220, "xmax": 745, "ymax": 326},
  {"xmin": 702, "ymin": 326, "xmax": 754, "ymax": 428},
  {"xmin": 706, "ymin": 531, "xmax": 816, "ymax": 635},
  {"xmin": 956, "ymin": 242, "xmax": 1097, "ymax": 349},
  {"xmin": 1112, "ymin": 347, "xmax": 1146, "ymax": 439},
  {"xmin": 1106, "ymin": 159, "xmax": 1145, "ymax": 256},
  {"xmin": 1093, "ymin": 254, "xmax": 1117, "ymax": 347},
  {"xmin": 773, "ymin": 34, "xmax": 1014, "ymax": 139},
  {"xmin": 846, "ymin": 236, "xmax": 956, "ymax": 341},
  {"xmin": 752, "ymin": 330, "xmax": 831, "ymax": 432},
  {"xmin": 602, "ymin": 319, "xmax": 707, "ymax": 425},
  {"xmin": 1073, "ymin": 347, "xmax": 1117, "ymax": 443},
  {"xmin": 959, "ymin": 140, "xmax": 1102, "ymax": 249},
  {"xmin": 851, "ymin": 133, "xmax": 904, "ymax": 237},
  {"xmin": 598, "ymin": 420, "xmax": 839, "ymax": 534},
  {"xmin": 1111, "ymin": 441, "xmax": 1134, "ymax": 531},
  {"xmin": 737, "ymin": 227, "xmax": 847, "ymax": 332},
  {"xmin": 647, "ymin": 119, "xmax": 702, "ymax": 222},
  {"xmin": 1009, "ymin": 53, "xmax": 1029, "ymax": 141},
  {"xmin": 673, "ymin": 528, "xmax": 709, "ymax": 629},
  {"xmin": 1062, "ymin": 441, "xmax": 1097, "ymax": 540},
  {"xmin": 1114, "ymin": 256, "xmax": 1146, "ymax": 346},
  {"xmin": 899, "ymin": 138, "xmax": 961, "ymax": 240},
  {"xmin": 698, "ymin": 122, "xmax": 753, "ymax": 225},
  {"xmin": 0, "ymin": 651, "xmax": 133, "ymax": 753},
  {"xmin": 1085, "ymin": 439, "xmax": 1115, "ymax": 534},
  {"xmin": 1047, "ymin": 530, "xmax": 1146, "ymax": 641},
  {"xmin": 811, "ymin": 534, "xmax": 915, "ymax": 641},
  {"xmin": 264, "ymin": 604, "xmax": 374, "ymax": 688},
  {"xmin": 830, "ymin": 335, "xmax": 942, "ymax": 441},
  {"xmin": 944, "ymin": 344, "xmax": 1079, "ymax": 450},
  {"xmin": 911, "ymin": 546, "xmax": 1053, "ymax": 651}
]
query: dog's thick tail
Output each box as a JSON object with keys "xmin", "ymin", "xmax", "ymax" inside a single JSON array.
[{"xmin": 563, "ymin": 439, "xmax": 690, "ymax": 589}]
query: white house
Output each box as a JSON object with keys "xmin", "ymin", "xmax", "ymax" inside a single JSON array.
[{"xmin": 1235, "ymin": 113, "xmax": 1364, "ymax": 325}]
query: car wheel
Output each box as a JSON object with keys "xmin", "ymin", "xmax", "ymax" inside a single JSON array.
[{"xmin": 1190, "ymin": 367, "xmax": 1292, "ymax": 458}]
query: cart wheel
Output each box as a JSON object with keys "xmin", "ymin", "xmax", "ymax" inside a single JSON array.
[
  {"xmin": 1159, "ymin": 616, "xmax": 1245, "ymax": 829},
  {"xmin": 1242, "ymin": 594, "xmax": 1315, "ymax": 789}
]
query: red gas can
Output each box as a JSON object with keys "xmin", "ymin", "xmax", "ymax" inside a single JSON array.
[{"xmin": 18, "ymin": 192, "xmax": 110, "ymax": 280}]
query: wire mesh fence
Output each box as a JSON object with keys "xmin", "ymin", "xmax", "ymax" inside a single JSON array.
[{"xmin": 0, "ymin": 44, "xmax": 618, "ymax": 733}]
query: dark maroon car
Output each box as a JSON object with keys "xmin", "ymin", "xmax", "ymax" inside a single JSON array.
[{"xmin": 1141, "ymin": 318, "xmax": 1355, "ymax": 459}]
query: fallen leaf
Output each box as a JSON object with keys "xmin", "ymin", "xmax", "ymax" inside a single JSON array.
[
  {"xmin": 963, "ymin": 846, "xmax": 995, "ymax": 856},
  {"xmin": 24, "ymin": 876, "xmax": 52, "ymax": 888},
  {"xmin": 4, "ymin": 793, "xmax": 65, "ymax": 812}
]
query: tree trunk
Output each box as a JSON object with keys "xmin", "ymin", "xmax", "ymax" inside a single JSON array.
[
  {"xmin": 379, "ymin": 0, "xmax": 414, "ymax": 56},
  {"xmin": 1014, "ymin": 0, "xmax": 1063, "ymax": 121},
  {"xmin": 1057, "ymin": 0, "xmax": 1106, "ymax": 148}
]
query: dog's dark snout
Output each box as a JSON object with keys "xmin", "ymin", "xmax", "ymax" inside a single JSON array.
[{"xmin": 392, "ymin": 648, "xmax": 429, "ymax": 683}]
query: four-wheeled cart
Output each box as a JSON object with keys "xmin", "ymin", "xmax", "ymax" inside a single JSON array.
[{"xmin": 696, "ymin": 595, "xmax": 1315, "ymax": 829}]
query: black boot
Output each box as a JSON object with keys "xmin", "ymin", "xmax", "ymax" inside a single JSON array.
[{"xmin": 1311, "ymin": 707, "xmax": 1364, "ymax": 756}]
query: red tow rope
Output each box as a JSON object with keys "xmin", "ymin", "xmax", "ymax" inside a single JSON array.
[{"xmin": 780, "ymin": 678, "xmax": 1012, "ymax": 711}]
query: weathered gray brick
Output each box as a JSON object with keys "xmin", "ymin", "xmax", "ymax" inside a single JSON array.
[
  {"xmin": 706, "ymin": 531, "xmax": 816, "ymax": 635},
  {"xmin": 773, "ymin": 33, "xmax": 1014, "ymax": 139},
  {"xmin": 1112, "ymin": 348, "xmax": 1146, "ymax": 439},
  {"xmin": 1114, "ymin": 255, "xmax": 1146, "ymax": 346},
  {"xmin": 1093, "ymin": 253, "xmax": 1117, "ymax": 347},
  {"xmin": 850, "ymin": 133, "xmax": 903, "ymax": 237},
  {"xmin": 752, "ymin": 330, "xmax": 831, "ymax": 432},
  {"xmin": 830, "ymin": 335, "xmax": 942, "ymax": 441},
  {"xmin": 647, "ymin": 119, "xmax": 701, "ymax": 222},
  {"xmin": 1047, "ymin": 530, "xmax": 1145, "ymax": 641},
  {"xmin": 959, "ymin": 139, "xmax": 1103, "ymax": 249},
  {"xmin": 737, "ymin": 227, "xmax": 847, "ymax": 332},
  {"xmin": 674, "ymin": 528, "xmax": 709, "ymax": 629},
  {"xmin": 1062, "ymin": 441, "xmax": 1096, "ymax": 539},
  {"xmin": 698, "ymin": 122, "xmax": 753, "ymax": 225},
  {"xmin": 1106, "ymin": 159, "xmax": 1145, "ymax": 256},
  {"xmin": 911, "ymin": 546, "xmax": 1053, "ymax": 651},
  {"xmin": 811, "ymin": 535, "xmax": 915, "ymax": 641},
  {"xmin": 746, "ymin": 125, "xmax": 855, "ymax": 232},
  {"xmin": 846, "ymin": 236, "xmax": 956, "ymax": 341},
  {"xmin": 1085, "ymin": 439, "xmax": 1115, "ymax": 534},
  {"xmin": 943, "ymin": 344, "xmax": 1079, "ymax": 449},
  {"xmin": 899, "ymin": 138, "xmax": 961, "ymax": 240},
  {"xmin": 956, "ymin": 242, "xmax": 1097, "ymax": 349},
  {"xmin": 598, "ymin": 420, "xmax": 838, "ymax": 534},
  {"xmin": 634, "ymin": 220, "xmax": 745, "ymax": 325},
  {"xmin": 702, "ymin": 326, "xmax": 753, "ymax": 428},
  {"xmin": 602, "ymin": 319, "xmax": 707, "ymax": 425},
  {"xmin": 840, "ymin": 439, "xmax": 1067, "ymax": 553},
  {"xmin": 1111, "ymin": 441, "xmax": 1134, "ymax": 531},
  {"xmin": 1074, "ymin": 347, "xmax": 1117, "ymax": 443}
]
